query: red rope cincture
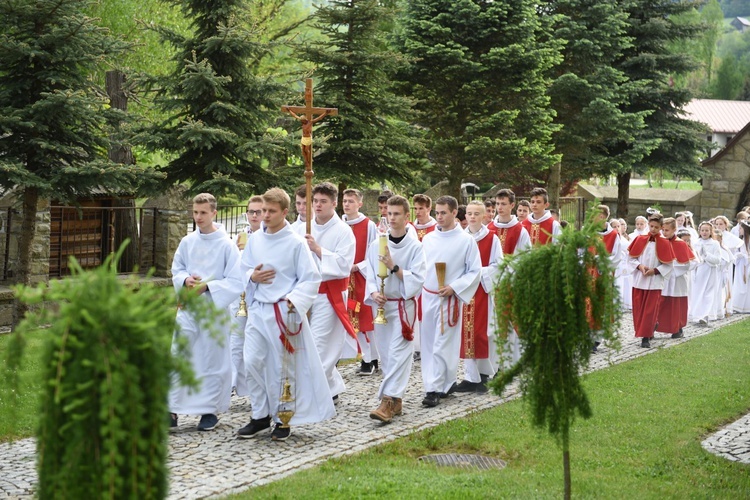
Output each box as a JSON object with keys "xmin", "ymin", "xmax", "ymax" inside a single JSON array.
[
  {"xmin": 274, "ymin": 301, "xmax": 302, "ymax": 354},
  {"xmin": 447, "ymin": 295, "xmax": 459, "ymax": 327},
  {"xmin": 389, "ymin": 297, "xmax": 417, "ymax": 341}
]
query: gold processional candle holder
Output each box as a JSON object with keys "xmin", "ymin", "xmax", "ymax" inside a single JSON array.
[
  {"xmin": 435, "ymin": 262, "xmax": 446, "ymax": 334},
  {"xmin": 236, "ymin": 292, "xmax": 248, "ymax": 317},
  {"xmin": 374, "ymin": 223, "xmax": 389, "ymax": 325},
  {"xmin": 277, "ymin": 303, "xmax": 297, "ymax": 428}
]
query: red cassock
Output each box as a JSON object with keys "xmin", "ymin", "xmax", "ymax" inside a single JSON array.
[
  {"xmin": 585, "ymin": 228, "xmax": 620, "ymax": 330},
  {"xmin": 460, "ymin": 231, "xmax": 494, "ymax": 359},
  {"xmin": 347, "ymin": 218, "xmax": 374, "ymax": 333},
  {"xmin": 656, "ymin": 237, "xmax": 695, "ymax": 334},
  {"xmin": 522, "ymin": 217, "xmax": 555, "ymax": 245},
  {"xmin": 628, "ymin": 234, "xmax": 675, "ymax": 338}
]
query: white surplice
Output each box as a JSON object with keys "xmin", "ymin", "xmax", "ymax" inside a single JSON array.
[
  {"xmin": 714, "ymin": 245, "xmax": 736, "ymax": 319},
  {"xmin": 169, "ymin": 224, "xmax": 244, "ymax": 415},
  {"xmin": 239, "ymin": 221, "xmax": 335, "ymax": 425},
  {"xmin": 308, "ymin": 214, "xmax": 356, "ymax": 398},
  {"xmin": 364, "ymin": 232, "xmax": 426, "ymax": 399},
  {"xmin": 490, "ymin": 216, "xmax": 530, "ymax": 367},
  {"xmin": 689, "ymin": 238, "xmax": 722, "ymax": 322},
  {"xmin": 421, "ymin": 223, "xmax": 481, "ymax": 394},
  {"xmin": 732, "ymin": 244, "xmax": 750, "ymax": 313}
]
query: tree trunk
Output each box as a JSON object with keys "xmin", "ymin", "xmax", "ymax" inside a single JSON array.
[
  {"xmin": 616, "ymin": 171, "xmax": 631, "ymax": 219},
  {"xmin": 337, "ymin": 181, "xmax": 347, "ymax": 216},
  {"xmin": 106, "ymin": 70, "xmax": 139, "ymax": 272},
  {"xmin": 563, "ymin": 448, "xmax": 571, "ymax": 500},
  {"xmin": 547, "ymin": 162, "xmax": 561, "ymax": 211},
  {"xmin": 13, "ymin": 187, "xmax": 40, "ymax": 328}
]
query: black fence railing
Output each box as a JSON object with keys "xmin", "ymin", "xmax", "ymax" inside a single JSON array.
[
  {"xmin": 49, "ymin": 206, "xmax": 158, "ymax": 278},
  {"xmin": 188, "ymin": 205, "xmax": 249, "ymax": 237}
]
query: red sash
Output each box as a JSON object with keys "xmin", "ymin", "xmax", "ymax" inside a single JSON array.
[
  {"xmin": 628, "ymin": 234, "xmax": 675, "ymax": 264},
  {"xmin": 319, "ymin": 277, "xmax": 357, "ymax": 339},
  {"xmin": 489, "ymin": 222, "xmax": 522, "ymax": 255},
  {"xmin": 347, "ymin": 218, "xmax": 374, "ymax": 332},
  {"xmin": 460, "ymin": 233, "xmax": 492, "ymax": 359},
  {"xmin": 522, "ymin": 217, "xmax": 555, "ymax": 245},
  {"xmin": 602, "ymin": 229, "xmax": 618, "ymax": 254}
]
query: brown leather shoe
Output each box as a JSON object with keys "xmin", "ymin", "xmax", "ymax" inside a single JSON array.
[
  {"xmin": 369, "ymin": 396, "xmax": 394, "ymax": 422},
  {"xmin": 392, "ymin": 397, "xmax": 402, "ymax": 416}
]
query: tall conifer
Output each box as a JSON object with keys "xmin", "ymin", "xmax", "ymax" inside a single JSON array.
[
  {"xmin": 140, "ymin": 0, "xmax": 283, "ymax": 196},
  {"xmin": 612, "ymin": 0, "xmax": 708, "ymax": 217},
  {"xmin": 300, "ymin": 0, "xmax": 424, "ymax": 192},
  {"xmin": 396, "ymin": 0, "xmax": 560, "ymax": 198},
  {"xmin": 0, "ymin": 0, "xmax": 154, "ymax": 322}
]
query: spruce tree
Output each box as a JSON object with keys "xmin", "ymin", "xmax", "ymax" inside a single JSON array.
[
  {"xmin": 300, "ymin": 0, "xmax": 424, "ymax": 193},
  {"xmin": 0, "ymin": 0, "xmax": 155, "ymax": 323},
  {"xmin": 139, "ymin": 0, "xmax": 283, "ymax": 196},
  {"xmin": 396, "ymin": 0, "xmax": 560, "ymax": 198},
  {"xmin": 611, "ymin": 0, "xmax": 708, "ymax": 217},
  {"xmin": 544, "ymin": 0, "xmax": 657, "ymax": 208}
]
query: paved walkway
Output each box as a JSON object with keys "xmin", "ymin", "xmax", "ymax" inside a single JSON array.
[
  {"xmin": 702, "ymin": 412, "xmax": 750, "ymax": 464},
  {"xmin": 0, "ymin": 312, "xmax": 747, "ymax": 499}
]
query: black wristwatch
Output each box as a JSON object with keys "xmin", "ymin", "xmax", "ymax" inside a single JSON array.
[{"xmin": 391, "ymin": 265, "xmax": 400, "ymax": 275}]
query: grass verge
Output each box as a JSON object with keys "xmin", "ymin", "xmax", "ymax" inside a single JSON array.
[
  {"xmin": 237, "ymin": 318, "xmax": 750, "ymax": 499},
  {"xmin": 0, "ymin": 329, "xmax": 45, "ymax": 442}
]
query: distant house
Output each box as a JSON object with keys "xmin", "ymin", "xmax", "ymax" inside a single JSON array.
[
  {"xmin": 730, "ymin": 17, "xmax": 750, "ymax": 32},
  {"xmin": 682, "ymin": 99, "xmax": 750, "ymax": 157}
]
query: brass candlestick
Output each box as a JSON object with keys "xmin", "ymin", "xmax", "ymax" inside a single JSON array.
[
  {"xmin": 374, "ymin": 275, "xmax": 388, "ymax": 325},
  {"xmin": 236, "ymin": 292, "xmax": 248, "ymax": 317},
  {"xmin": 435, "ymin": 262, "xmax": 446, "ymax": 334}
]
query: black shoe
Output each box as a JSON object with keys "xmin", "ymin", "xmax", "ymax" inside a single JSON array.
[
  {"xmin": 453, "ymin": 380, "xmax": 477, "ymax": 393},
  {"xmin": 358, "ymin": 360, "xmax": 374, "ymax": 375},
  {"xmin": 671, "ymin": 329, "xmax": 684, "ymax": 339},
  {"xmin": 413, "ymin": 351, "xmax": 421, "ymax": 362},
  {"xmin": 440, "ymin": 383, "xmax": 457, "ymax": 398},
  {"xmin": 640, "ymin": 337, "xmax": 651, "ymax": 348},
  {"xmin": 476, "ymin": 375, "xmax": 489, "ymax": 394},
  {"xmin": 237, "ymin": 416, "xmax": 271, "ymax": 438},
  {"xmin": 422, "ymin": 392, "xmax": 440, "ymax": 407},
  {"xmin": 592, "ymin": 341, "xmax": 601, "ymax": 353},
  {"xmin": 372, "ymin": 359, "xmax": 379, "ymax": 372},
  {"xmin": 271, "ymin": 423, "xmax": 291, "ymax": 441},
  {"xmin": 197, "ymin": 413, "xmax": 218, "ymax": 431},
  {"xmin": 332, "ymin": 394, "xmax": 339, "ymax": 405},
  {"xmin": 169, "ymin": 413, "xmax": 178, "ymax": 431}
]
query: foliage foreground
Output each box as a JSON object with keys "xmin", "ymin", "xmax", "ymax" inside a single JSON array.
[
  {"xmin": 236, "ymin": 318, "xmax": 750, "ymax": 499},
  {"xmin": 2, "ymin": 248, "xmax": 213, "ymax": 499}
]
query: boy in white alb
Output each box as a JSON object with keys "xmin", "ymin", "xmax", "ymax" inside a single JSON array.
[
  {"xmin": 230, "ymin": 195, "xmax": 263, "ymax": 398},
  {"xmin": 420, "ymin": 196, "xmax": 481, "ymax": 408},
  {"xmin": 236, "ymin": 188, "xmax": 334, "ymax": 441},
  {"xmin": 306, "ymin": 182, "xmax": 356, "ymax": 403},
  {"xmin": 341, "ymin": 188, "xmax": 379, "ymax": 374},
  {"xmin": 169, "ymin": 193, "xmax": 244, "ymax": 432},
  {"xmin": 366, "ymin": 196, "xmax": 426, "ymax": 422}
]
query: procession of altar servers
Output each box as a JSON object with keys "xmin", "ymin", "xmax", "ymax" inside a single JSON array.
[
  {"xmin": 610, "ymin": 210, "xmax": 750, "ymax": 323},
  {"xmin": 169, "ymin": 188, "xmax": 750, "ymax": 436}
]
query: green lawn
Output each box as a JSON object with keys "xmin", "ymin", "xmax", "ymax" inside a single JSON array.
[
  {"xmin": 0, "ymin": 329, "xmax": 46, "ymax": 442},
  {"xmin": 236, "ymin": 319, "xmax": 750, "ymax": 499}
]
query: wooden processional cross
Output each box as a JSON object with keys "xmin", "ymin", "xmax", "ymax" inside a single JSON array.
[{"xmin": 281, "ymin": 78, "xmax": 338, "ymax": 235}]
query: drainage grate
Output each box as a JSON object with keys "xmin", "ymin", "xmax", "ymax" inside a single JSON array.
[{"xmin": 418, "ymin": 453, "xmax": 507, "ymax": 470}]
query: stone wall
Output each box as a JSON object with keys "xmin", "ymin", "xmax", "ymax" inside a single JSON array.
[
  {"xmin": 0, "ymin": 190, "xmax": 51, "ymax": 286},
  {"xmin": 141, "ymin": 186, "xmax": 191, "ymax": 278},
  {"xmin": 700, "ymin": 126, "xmax": 750, "ymax": 221},
  {"xmin": 576, "ymin": 185, "xmax": 702, "ymax": 225}
]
